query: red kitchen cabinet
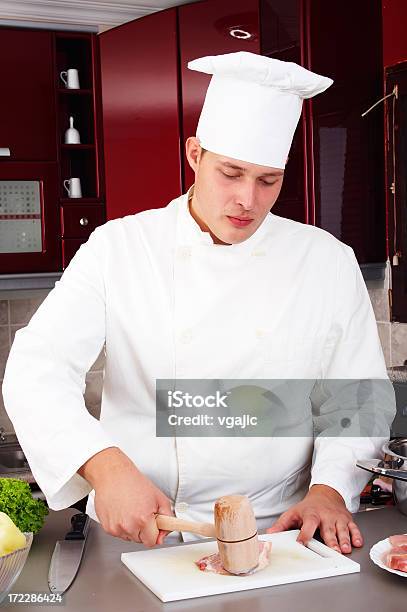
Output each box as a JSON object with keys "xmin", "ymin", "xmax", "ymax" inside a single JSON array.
[
  {"xmin": 259, "ymin": 0, "xmax": 305, "ymax": 223},
  {"xmin": 0, "ymin": 28, "xmax": 105, "ymax": 274},
  {"xmin": 99, "ymin": 0, "xmax": 386, "ymax": 265},
  {"xmin": 0, "ymin": 28, "xmax": 56, "ymax": 162},
  {"xmin": 385, "ymin": 63, "xmax": 407, "ymax": 321},
  {"xmin": 99, "ymin": 9, "xmax": 182, "ymax": 219},
  {"xmin": 99, "ymin": 0, "xmax": 261, "ymax": 218},
  {"xmin": 382, "ymin": 0, "xmax": 407, "ymax": 68},
  {"xmin": 0, "ymin": 0, "xmax": 388, "ymax": 277},
  {"xmin": 55, "ymin": 32, "xmax": 106, "ymax": 269},
  {"xmin": 178, "ymin": 0, "xmax": 260, "ymax": 190},
  {"xmin": 382, "ymin": 1, "xmax": 407, "ymax": 322},
  {"xmin": 260, "ymin": 0, "xmax": 386, "ymax": 256},
  {"xmin": 306, "ymin": 0, "xmax": 385, "ymax": 263}
]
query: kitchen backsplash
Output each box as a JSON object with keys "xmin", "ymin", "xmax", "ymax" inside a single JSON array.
[
  {"xmin": 0, "ymin": 294, "xmax": 105, "ymax": 433},
  {"xmin": 0, "ymin": 276, "xmax": 405, "ymax": 434}
]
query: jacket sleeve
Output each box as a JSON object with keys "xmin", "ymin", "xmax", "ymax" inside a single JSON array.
[
  {"xmin": 2, "ymin": 226, "xmax": 115, "ymax": 510},
  {"xmin": 309, "ymin": 243, "xmax": 396, "ymax": 512}
]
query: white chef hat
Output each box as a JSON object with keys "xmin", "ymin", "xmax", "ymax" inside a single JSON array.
[{"xmin": 188, "ymin": 52, "xmax": 333, "ymax": 169}]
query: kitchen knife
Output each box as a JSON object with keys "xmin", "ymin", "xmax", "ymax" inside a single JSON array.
[{"xmin": 48, "ymin": 513, "xmax": 91, "ymax": 594}]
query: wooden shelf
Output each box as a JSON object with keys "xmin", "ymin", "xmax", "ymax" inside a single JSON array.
[
  {"xmin": 61, "ymin": 144, "xmax": 95, "ymax": 149},
  {"xmin": 60, "ymin": 197, "xmax": 102, "ymax": 204},
  {"xmin": 57, "ymin": 88, "xmax": 92, "ymax": 95}
]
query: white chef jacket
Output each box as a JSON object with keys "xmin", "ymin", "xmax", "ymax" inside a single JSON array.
[{"xmin": 2, "ymin": 187, "xmax": 395, "ymax": 541}]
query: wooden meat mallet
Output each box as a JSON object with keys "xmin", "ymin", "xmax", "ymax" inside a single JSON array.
[{"xmin": 156, "ymin": 494, "xmax": 259, "ymax": 575}]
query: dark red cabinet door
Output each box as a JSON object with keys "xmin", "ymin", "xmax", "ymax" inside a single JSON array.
[
  {"xmin": 307, "ymin": 0, "xmax": 385, "ymax": 263},
  {"xmin": 0, "ymin": 28, "xmax": 56, "ymax": 162},
  {"xmin": 259, "ymin": 0, "xmax": 305, "ymax": 223},
  {"xmin": 178, "ymin": 0, "xmax": 260, "ymax": 190},
  {"xmin": 385, "ymin": 64, "xmax": 407, "ymax": 322},
  {"xmin": 99, "ymin": 9, "xmax": 182, "ymax": 220}
]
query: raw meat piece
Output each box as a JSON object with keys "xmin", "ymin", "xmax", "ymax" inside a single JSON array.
[
  {"xmin": 196, "ymin": 552, "xmax": 227, "ymax": 574},
  {"xmin": 195, "ymin": 541, "xmax": 272, "ymax": 576},
  {"xmin": 388, "ymin": 543, "xmax": 407, "ymax": 553},
  {"xmin": 389, "ymin": 534, "xmax": 407, "ymax": 547},
  {"xmin": 381, "ymin": 533, "xmax": 407, "ymax": 572},
  {"xmin": 384, "ymin": 548, "xmax": 407, "ymax": 573}
]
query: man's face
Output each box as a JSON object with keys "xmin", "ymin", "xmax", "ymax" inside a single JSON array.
[{"xmin": 186, "ymin": 137, "xmax": 284, "ymax": 245}]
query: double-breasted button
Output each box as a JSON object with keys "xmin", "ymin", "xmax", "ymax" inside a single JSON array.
[
  {"xmin": 177, "ymin": 247, "xmax": 192, "ymax": 261},
  {"xmin": 175, "ymin": 501, "xmax": 189, "ymax": 513},
  {"xmin": 179, "ymin": 329, "xmax": 193, "ymax": 344}
]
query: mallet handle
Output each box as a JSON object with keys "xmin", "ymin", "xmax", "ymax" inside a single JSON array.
[{"xmin": 156, "ymin": 514, "xmax": 216, "ymax": 538}]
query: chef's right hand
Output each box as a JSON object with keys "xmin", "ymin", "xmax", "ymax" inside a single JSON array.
[{"xmin": 78, "ymin": 446, "xmax": 173, "ymax": 547}]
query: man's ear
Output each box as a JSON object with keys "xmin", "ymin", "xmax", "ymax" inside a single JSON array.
[{"xmin": 185, "ymin": 137, "xmax": 202, "ymax": 173}]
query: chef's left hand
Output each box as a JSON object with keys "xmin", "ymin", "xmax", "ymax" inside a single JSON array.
[{"xmin": 266, "ymin": 484, "xmax": 363, "ymax": 554}]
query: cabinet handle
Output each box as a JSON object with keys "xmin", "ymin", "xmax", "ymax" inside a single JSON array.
[
  {"xmin": 79, "ymin": 217, "xmax": 89, "ymax": 226},
  {"xmin": 229, "ymin": 28, "xmax": 253, "ymax": 40},
  {"xmin": 0, "ymin": 148, "xmax": 11, "ymax": 156}
]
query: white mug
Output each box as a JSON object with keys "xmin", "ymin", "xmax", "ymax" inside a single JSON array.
[
  {"xmin": 60, "ymin": 68, "xmax": 80, "ymax": 89},
  {"xmin": 63, "ymin": 177, "xmax": 82, "ymax": 198}
]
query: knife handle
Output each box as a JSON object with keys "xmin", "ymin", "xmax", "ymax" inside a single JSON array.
[{"xmin": 65, "ymin": 513, "xmax": 90, "ymax": 541}]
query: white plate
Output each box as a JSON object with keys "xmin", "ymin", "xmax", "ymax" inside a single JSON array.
[{"xmin": 370, "ymin": 535, "xmax": 407, "ymax": 578}]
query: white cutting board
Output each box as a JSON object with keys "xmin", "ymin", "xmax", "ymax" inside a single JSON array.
[{"xmin": 121, "ymin": 530, "xmax": 360, "ymax": 602}]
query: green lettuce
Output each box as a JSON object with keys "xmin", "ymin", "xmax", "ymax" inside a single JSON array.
[{"xmin": 0, "ymin": 478, "xmax": 48, "ymax": 534}]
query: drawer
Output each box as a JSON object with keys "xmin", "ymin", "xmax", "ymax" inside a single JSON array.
[{"xmin": 61, "ymin": 204, "xmax": 105, "ymax": 239}]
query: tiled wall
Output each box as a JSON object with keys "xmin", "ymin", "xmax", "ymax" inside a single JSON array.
[
  {"xmin": 368, "ymin": 269, "xmax": 407, "ymax": 367},
  {"xmin": 0, "ymin": 294, "xmax": 105, "ymax": 433},
  {"xmin": 0, "ymin": 278, "xmax": 406, "ymax": 434}
]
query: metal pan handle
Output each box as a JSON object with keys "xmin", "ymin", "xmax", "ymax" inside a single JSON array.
[{"xmin": 356, "ymin": 458, "xmax": 407, "ymax": 482}]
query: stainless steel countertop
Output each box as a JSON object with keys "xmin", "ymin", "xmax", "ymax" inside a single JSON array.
[{"xmin": 3, "ymin": 505, "xmax": 407, "ymax": 611}]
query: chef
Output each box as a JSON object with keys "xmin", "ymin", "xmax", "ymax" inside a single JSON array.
[{"xmin": 2, "ymin": 52, "xmax": 395, "ymax": 555}]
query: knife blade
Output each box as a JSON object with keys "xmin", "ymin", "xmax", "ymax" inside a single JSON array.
[{"xmin": 48, "ymin": 512, "xmax": 91, "ymax": 594}]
